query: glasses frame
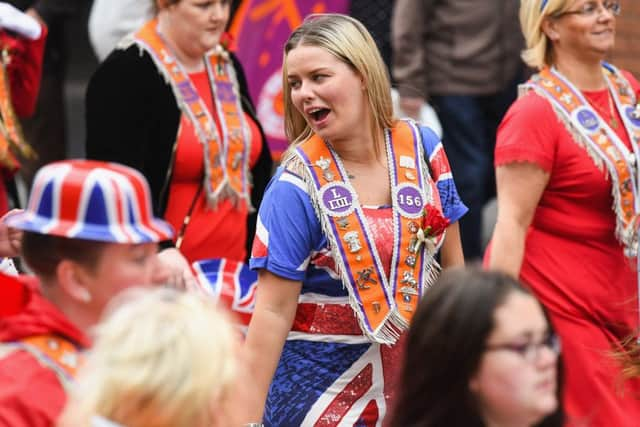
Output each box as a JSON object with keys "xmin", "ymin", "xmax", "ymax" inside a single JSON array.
[
  {"xmin": 552, "ymin": 1, "xmax": 621, "ymax": 18},
  {"xmin": 485, "ymin": 332, "xmax": 561, "ymax": 363}
]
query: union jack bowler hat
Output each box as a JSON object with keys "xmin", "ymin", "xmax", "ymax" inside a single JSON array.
[{"xmin": 6, "ymin": 160, "xmax": 174, "ymax": 243}]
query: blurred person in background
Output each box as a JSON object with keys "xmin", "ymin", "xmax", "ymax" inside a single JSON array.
[
  {"xmin": 85, "ymin": 0, "xmax": 272, "ymax": 272},
  {"xmin": 389, "ymin": 268, "xmax": 563, "ymax": 427},
  {"xmin": 88, "ymin": 0, "xmax": 243, "ymax": 62},
  {"xmin": 392, "ymin": 0, "xmax": 524, "ymax": 262},
  {"xmin": 487, "ymin": 0, "xmax": 640, "ymax": 425},
  {"xmin": 9, "ymin": 0, "xmax": 84, "ymax": 189},
  {"xmin": 0, "ymin": 160, "xmax": 172, "ymax": 426},
  {"xmin": 59, "ymin": 287, "xmax": 238, "ymax": 427},
  {"xmin": 0, "ymin": 2, "xmax": 45, "ymax": 214}
]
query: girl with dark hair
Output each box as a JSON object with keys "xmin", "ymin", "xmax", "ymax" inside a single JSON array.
[{"xmin": 390, "ymin": 268, "xmax": 563, "ymax": 427}]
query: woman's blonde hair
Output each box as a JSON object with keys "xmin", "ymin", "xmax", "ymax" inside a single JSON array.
[
  {"xmin": 520, "ymin": 0, "xmax": 571, "ymax": 69},
  {"xmin": 60, "ymin": 288, "xmax": 237, "ymax": 427},
  {"xmin": 282, "ymin": 13, "xmax": 394, "ymax": 153}
]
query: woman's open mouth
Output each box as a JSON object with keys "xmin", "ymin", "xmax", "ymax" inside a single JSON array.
[{"xmin": 308, "ymin": 108, "xmax": 331, "ymax": 124}]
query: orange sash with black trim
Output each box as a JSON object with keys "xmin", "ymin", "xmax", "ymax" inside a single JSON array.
[
  {"xmin": 295, "ymin": 120, "xmax": 444, "ymax": 344},
  {"xmin": 133, "ymin": 19, "xmax": 251, "ymax": 208}
]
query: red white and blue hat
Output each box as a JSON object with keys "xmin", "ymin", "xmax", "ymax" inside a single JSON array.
[{"xmin": 5, "ymin": 160, "xmax": 174, "ymax": 243}]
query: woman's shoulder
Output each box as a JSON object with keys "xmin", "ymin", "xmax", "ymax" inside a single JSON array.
[
  {"xmin": 101, "ymin": 44, "xmax": 151, "ymax": 70},
  {"xmin": 500, "ymin": 89, "xmax": 556, "ymax": 130},
  {"xmin": 266, "ymin": 162, "xmax": 309, "ymax": 199},
  {"xmin": 88, "ymin": 44, "xmax": 172, "ymax": 102}
]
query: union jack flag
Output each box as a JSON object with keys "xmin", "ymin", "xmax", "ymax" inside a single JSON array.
[
  {"xmin": 6, "ymin": 160, "xmax": 173, "ymax": 243},
  {"xmin": 266, "ymin": 334, "xmax": 401, "ymax": 426},
  {"xmin": 192, "ymin": 258, "xmax": 258, "ymax": 326}
]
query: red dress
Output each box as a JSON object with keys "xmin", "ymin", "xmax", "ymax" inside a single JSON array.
[
  {"xmin": 163, "ymin": 70, "xmax": 263, "ymax": 264},
  {"xmin": 492, "ymin": 72, "xmax": 640, "ymax": 426}
]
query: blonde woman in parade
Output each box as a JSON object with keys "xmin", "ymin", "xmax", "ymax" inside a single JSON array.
[
  {"xmin": 59, "ymin": 287, "xmax": 238, "ymax": 427},
  {"xmin": 487, "ymin": 0, "xmax": 640, "ymax": 425},
  {"xmin": 85, "ymin": 0, "xmax": 272, "ymax": 272},
  {"xmin": 237, "ymin": 14, "xmax": 466, "ymax": 426}
]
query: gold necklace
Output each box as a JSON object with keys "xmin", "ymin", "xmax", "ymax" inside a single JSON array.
[
  {"xmin": 590, "ymin": 90, "xmax": 619, "ymax": 130},
  {"xmin": 607, "ymin": 91, "xmax": 619, "ymax": 130}
]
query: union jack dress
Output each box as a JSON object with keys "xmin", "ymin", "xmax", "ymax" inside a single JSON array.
[{"xmin": 250, "ymin": 126, "xmax": 467, "ymax": 426}]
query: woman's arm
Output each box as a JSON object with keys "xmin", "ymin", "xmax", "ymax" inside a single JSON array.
[
  {"xmin": 488, "ymin": 162, "xmax": 549, "ymax": 277},
  {"xmin": 238, "ymin": 270, "xmax": 302, "ymax": 423},
  {"xmin": 440, "ymin": 221, "xmax": 464, "ymax": 268}
]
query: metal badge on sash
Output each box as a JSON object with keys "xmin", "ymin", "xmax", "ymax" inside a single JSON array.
[
  {"xmin": 526, "ymin": 64, "xmax": 640, "ymax": 339},
  {"xmin": 526, "ymin": 65, "xmax": 640, "ymax": 256},
  {"xmin": 133, "ymin": 19, "xmax": 251, "ymax": 209}
]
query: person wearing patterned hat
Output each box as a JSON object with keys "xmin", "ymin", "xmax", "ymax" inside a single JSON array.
[
  {"xmin": 487, "ymin": 0, "xmax": 640, "ymax": 425},
  {"xmin": 0, "ymin": 159, "xmax": 173, "ymax": 426}
]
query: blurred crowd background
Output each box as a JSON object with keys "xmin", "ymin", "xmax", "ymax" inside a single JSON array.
[{"xmin": 54, "ymin": 0, "xmax": 640, "ymax": 161}]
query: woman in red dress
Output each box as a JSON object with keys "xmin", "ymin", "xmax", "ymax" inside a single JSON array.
[{"xmin": 488, "ymin": 0, "xmax": 640, "ymax": 425}]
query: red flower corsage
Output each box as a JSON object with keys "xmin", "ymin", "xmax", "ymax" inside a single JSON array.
[
  {"xmin": 421, "ymin": 205, "xmax": 449, "ymax": 237},
  {"xmin": 415, "ymin": 205, "xmax": 449, "ymax": 251},
  {"xmin": 219, "ymin": 32, "xmax": 235, "ymax": 52}
]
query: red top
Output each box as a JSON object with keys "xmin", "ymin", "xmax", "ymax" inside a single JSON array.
[
  {"xmin": 164, "ymin": 70, "xmax": 263, "ymax": 263},
  {"xmin": 0, "ymin": 274, "xmax": 89, "ymax": 427},
  {"xmin": 489, "ymin": 71, "xmax": 640, "ymax": 425},
  {"xmin": 495, "ymin": 76, "xmax": 638, "ymax": 242},
  {"xmin": 492, "ymin": 71, "xmax": 640, "ymax": 312}
]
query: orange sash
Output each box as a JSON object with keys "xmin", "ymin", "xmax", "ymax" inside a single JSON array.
[
  {"xmin": 523, "ymin": 65, "xmax": 640, "ymax": 258},
  {"xmin": 133, "ymin": 19, "xmax": 251, "ymax": 208},
  {"xmin": 0, "ymin": 47, "xmax": 36, "ymax": 172},
  {"xmin": 1, "ymin": 334, "xmax": 82, "ymax": 391},
  {"xmin": 295, "ymin": 120, "xmax": 445, "ymax": 344}
]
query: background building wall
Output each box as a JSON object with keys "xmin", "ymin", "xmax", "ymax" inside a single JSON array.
[{"xmin": 612, "ymin": 0, "xmax": 640, "ymax": 78}]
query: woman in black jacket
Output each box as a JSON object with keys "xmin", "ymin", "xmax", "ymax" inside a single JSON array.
[{"xmin": 85, "ymin": 0, "xmax": 272, "ymax": 272}]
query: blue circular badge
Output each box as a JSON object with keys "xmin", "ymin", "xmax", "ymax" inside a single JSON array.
[
  {"xmin": 395, "ymin": 184, "xmax": 424, "ymax": 218},
  {"xmin": 574, "ymin": 108, "xmax": 599, "ymax": 133}
]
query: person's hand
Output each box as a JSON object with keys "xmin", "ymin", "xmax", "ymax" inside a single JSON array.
[
  {"xmin": 156, "ymin": 247, "xmax": 200, "ymax": 292},
  {"xmin": 0, "ymin": 209, "xmax": 23, "ymax": 258},
  {"xmin": 0, "ymin": 3, "xmax": 42, "ymax": 40},
  {"xmin": 399, "ymin": 96, "xmax": 425, "ymax": 121}
]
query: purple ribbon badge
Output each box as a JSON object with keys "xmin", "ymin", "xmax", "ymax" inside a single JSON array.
[
  {"xmin": 320, "ymin": 183, "xmax": 356, "ymax": 217},
  {"xmin": 625, "ymin": 106, "xmax": 640, "ymax": 128},
  {"xmin": 177, "ymin": 81, "xmax": 199, "ymax": 103},
  {"xmin": 575, "ymin": 108, "xmax": 599, "ymax": 133},
  {"xmin": 396, "ymin": 184, "xmax": 424, "ymax": 218}
]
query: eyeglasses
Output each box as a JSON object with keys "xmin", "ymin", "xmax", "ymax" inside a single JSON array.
[
  {"xmin": 554, "ymin": 1, "xmax": 621, "ymax": 18},
  {"xmin": 485, "ymin": 333, "xmax": 561, "ymax": 363}
]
